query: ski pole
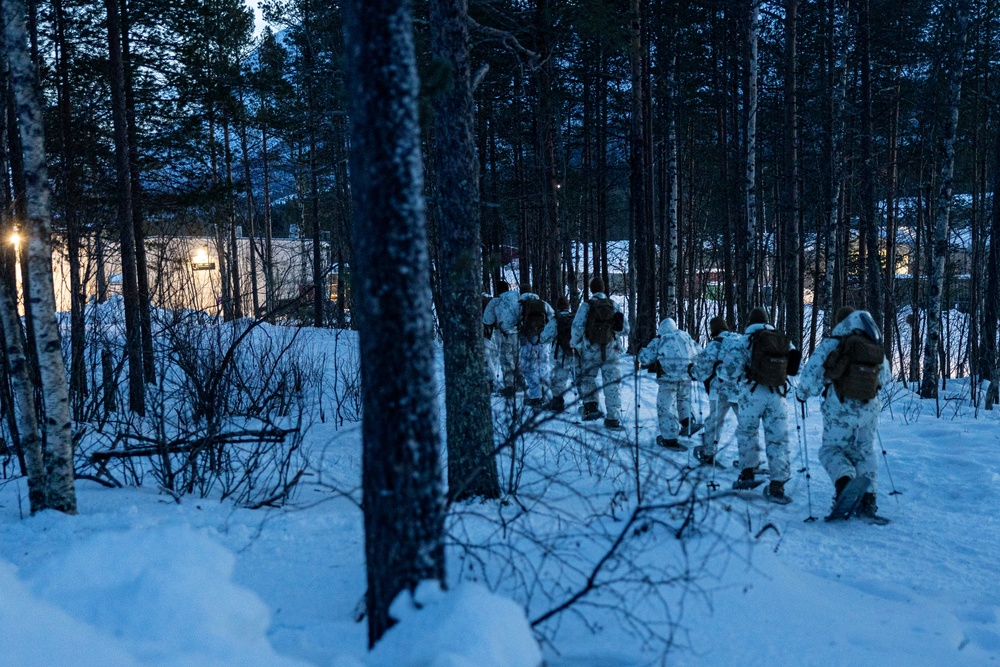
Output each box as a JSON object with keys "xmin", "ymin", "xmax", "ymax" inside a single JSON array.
[
  {"xmin": 876, "ymin": 426, "xmax": 901, "ymax": 499},
  {"xmin": 796, "ymin": 399, "xmax": 817, "ymax": 522}
]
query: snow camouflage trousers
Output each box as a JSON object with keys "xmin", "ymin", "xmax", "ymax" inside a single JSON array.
[
  {"xmin": 550, "ymin": 352, "xmax": 574, "ymax": 400},
  {"xmin": 656, "ymin": 379, "xmax": 691, "ymax": 440},
  {"xmin": 818, "ymin": 395, "xmax": 880, "ymax": 494},
  {"xmin": 495, "ymin": 331, "xmax": 518, "ymax": 390},
  {"xmin": 734, "ymin": 386, "xmax": 791, "ymax": 482},
  {"xmin": 519, "ymin": 340, "xmax": 551, "ymax": 400},
  {"xmin": 702, "ymin": 393, "xmax": 737, "ymax": 457},
  {"xmin": 578, "ymin": 347, "xmax": 623, "ymax": 420}
]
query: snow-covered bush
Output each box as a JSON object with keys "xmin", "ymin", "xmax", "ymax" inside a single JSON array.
[{"xmin": 74, "ymin": 305, "xmax": 317, "ymax": 507}]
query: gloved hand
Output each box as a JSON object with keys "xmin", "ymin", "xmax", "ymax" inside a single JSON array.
[{"xmin": 795, "ymin": 387, "xmax": 808, "ymax": 403}]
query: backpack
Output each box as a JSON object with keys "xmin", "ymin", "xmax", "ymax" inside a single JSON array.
[
  {"xmin": 657, "ymin": 331, "xmax": 692, "ymax": 380},
  {"xmin": 555, "ymin": 312, "xmax": 573, "ymax": 358},
  {"xmin": 585, "ymin": 297, "xmax": 618, "ymax": 348},
  {"xmin": 746, "ymin": 328, "xmax": 790, "ymax": 389},
  {"xmin": 823, "ymin": 333, "xmax": 885, "ymax": 401},
  {"xmin": 520, "ymin": 299, "xmax": 548, "ymax": 341}
]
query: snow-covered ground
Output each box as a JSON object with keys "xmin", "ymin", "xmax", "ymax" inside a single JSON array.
[{"xmin": 1, "ymin": 326, "xmax": 998, "ymax": 666}]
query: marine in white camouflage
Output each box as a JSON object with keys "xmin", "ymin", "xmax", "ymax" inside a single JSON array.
[
  {"xmin": 518, "ymin": 292, "xmax": 556, "ymax": 403},
  {"xmin": 718, "ymin": 310, "xmax": 792, "ymax": 485},
  {"xmin": 483, "ymin": 285, "xmax": 521, "ymax": 394},
  {"xmin": 571, "ymin": 279, "xmax": 629, "ymax": 422},
  {"xmin": 691, "ymin": 319, "xmax": 739, "ymax": 457},
  {"xmin": 638, "ymin": 318, "xmax": 699, "ymax": 442},
  {"xmin": 796, "ymin": 310, "xmax": 891, "ymax": 498}
]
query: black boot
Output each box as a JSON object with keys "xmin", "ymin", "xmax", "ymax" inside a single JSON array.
[
  {"xmin": 679, "ymin": 418, "xmax": 690, "ymax": 436},
  {"xmin": 604, "ymin": 418, "xmax": 624, "ymax": 431},
  {"xmin": 544, "ymin": 395, "xmax": 565, "ymax": 412},
  {"xmin": 764, "ymin": 480, "xmax": 792, "ymax": 504},
  {"xmin": 834, "ymin": 475, "xmax": 851, "ymax": 499},
  {"xmin": 582, "ymin": 401, "xmax": 603, "ymax": 421},
  {"xmin": 656, "ymin": 436, "xmax": 687, "ymax": 452},
  {"xmin": 857, "ymin": 492, "xmax": 891, "ymax": 525},
  {"xmin": 733, "ymin": 467, "xmax": 761, "ymax": 490}
]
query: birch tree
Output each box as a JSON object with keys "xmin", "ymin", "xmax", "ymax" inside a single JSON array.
[
  {"xmin": 342, "ymin": 0, "xmax": 446, "ymax": 646},
  {"xmin": 920, "ymin": 0, "xmax": 972, "ymax": 399},
  {"xmin": 2, "ymin": 0, "xmax": 76, "ymax": 513}
]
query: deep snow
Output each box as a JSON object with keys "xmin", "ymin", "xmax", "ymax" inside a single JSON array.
[{"xmin": 1, "ymin": 326, "xmax": 998, "ymax": 666}]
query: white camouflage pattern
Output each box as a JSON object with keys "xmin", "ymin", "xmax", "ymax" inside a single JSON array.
[
  {"xmin": 719, "ymin": 322, "xmax": 792, "ymax": 482},
  {"xmin": 691, "ymin": 330, "xmax": 739, "ymax": 456},
  {"xmin": 517, "ymin": 293, "xmax": 556, "ymax": 401},
  {"xmin": 483, "ymin": 289, "xmax": 521, "ymax": 390},
  {"xmin": 796, "ymin": 311, "xmax": 892, "ymax": 494},
  {"xmin": 571, "ymin": 293, "xmax": 629, "ymax": 420},
  {"xmin": 638, "ymin": 318, "xmax": 696, "ymax": 440}
]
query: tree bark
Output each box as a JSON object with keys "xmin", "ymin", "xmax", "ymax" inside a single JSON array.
[
  {"xmin": 429, "ymin": 0, "xmax": 500, "ymax": 502},
  {"xmin": 342, "ymin": 0, "xmax": 446, "ymax": 646},
  {"xmin": 782, "ymin": 0, "xmax": 801, "ymax": 346},
  {"xmin": 921, "ymin": 0, "xmax": 972, "ymax": 399},
  {"xmin": 3, "ymin": 0, "xmax": 76, "ymax": 512}
]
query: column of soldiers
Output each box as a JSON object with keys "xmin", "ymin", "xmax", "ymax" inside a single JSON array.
[{"xmin": 484, "ymin": 279, "xmax": 890, "ymax": 524}]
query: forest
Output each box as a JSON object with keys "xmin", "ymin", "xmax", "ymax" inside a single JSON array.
[{"xmin": 0, "ymin": 0, "xmax": 998, "ymax": 663}]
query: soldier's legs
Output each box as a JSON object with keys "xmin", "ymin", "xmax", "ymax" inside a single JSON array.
[
  {"xmin": 677, "ymin": 380, "xmax": 692, "ymax": 425},
  {"xmin": 551, "ymin": 358, "xmax": 572, "ymax": 398},
  {"xmin": 761, "ymin": 393, "xmax": 791, "ymax": 482},
  {"xmin": 519, "ymin": 343, "xmax": 544, "ymax": 400},
  {"xmin": 498, "ymin": 333, "xmax": 517, "ymax": 389},
  {"xmin": 601, "ymin": 356, "xmax": 624, "ymax": 421},
  {"xmin": 578, "ymin": 351, "xmax": 601, "ymax": 406},
  {"xmin": 735, "ymin": 393, "xmax": 764, "ymax": 471},
  {"xmin": 657, "ymin": 380, "xmax": 681, "ymax": 440},
  {"xmin": 818, "ymin": 408, "xmax": 857, "ymax": 488},
  {"xmin": 847, "ymin": 408, "xmax": 880, "ymax": 494}
]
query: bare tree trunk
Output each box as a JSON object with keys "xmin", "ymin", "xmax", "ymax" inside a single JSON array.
[
  {"xmin": 782, "ymin": 0, "xmax": 801, "ymax": 346},
  {"xmin": 823, "ymin": 0, "xmax": 850, "ymax": 334},
  {"xmin": 106, "ymin": 0, "xmax": 144, "ymax": 415},
  {"xmin": 238, "ymin": 102, "xmax": 260, "ymax": 317},
  {"xmin": 262, "ymin": 129, "xmax": 274, "ymax": 316},
  {"xmin": 743, "ymin": 0, "xmax": 760, "ymax": 314},
  {"xmin": 224, "ymin": 121, "xmax": 243, "ymax": 318},
  {"xmin": 920, "ymin": 0, "xmax": 971, "ymax": 399},
  {"xmin": 121, "ymin": 0, "xmax": 153, "ymax": 383},
  {"xmin": 0, "ymin": 224, "xmax": 44, "ymax": 511},
  {"xmin": 3, "ymin": 0, "xmax": 76, "ymax": 512},
  {"xmin": 630, "ymin": 0, "xmax": 655, "ymax": 344},
  {"xmin": 430, "ymin": 0, "xmax": 499, "ymax": 501},
  {"xmin": 343, "ymin": 0, "xmax": 445, "ymax": 646}
]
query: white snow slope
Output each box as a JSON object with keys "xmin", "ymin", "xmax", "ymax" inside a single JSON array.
[{"xmin": 0, "ymin": 327, "xmax": 998, "ymax": 666}]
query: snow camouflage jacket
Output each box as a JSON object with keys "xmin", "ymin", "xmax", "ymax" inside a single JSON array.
[
  {"xmin": 518, "ymin": 293, "xmax": 556, "ymax": 342},
  {"xmin": 796, "ymin": 311, "xmax": 891, "ymax": 404},
  {"xmin": 540, "ymin": 307, "xmax": 572, "ymax": 351},
  {"xmin": 570, "ymin": 292, "xmax": 629, "ymax": 355},
  {"xmin": 482, "ymin": 289, "xmax": 522, "ymax": 335},
  {"xmin": 718, "ymin": 323, "xmax": 797, "ymax": 390},
  {"xmin": 638, "ymin": 318, "xmax": 699, "ymax": 381},
  {"xmin": 691, "ymin": 330, "xmax": 737, "ymax": 398}
]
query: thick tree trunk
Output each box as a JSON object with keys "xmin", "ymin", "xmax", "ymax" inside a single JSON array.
[
  {"xmin": 342, "ymin": 0, "xmax": 446, "ymax": 646},
  {"xmin": 823, "ymin": 0, "xmax": 850, "ymax": 334},
  {"xmin": 106, "ymin": 0, "xmax": 144, "ymax": 415},
  {"xmin": 3, "ymin": 0, "xmax": 76, "ymax": 512},
  {"xmin": 920, "ymin": 1, "xmax": 971, "ymax": 399},
  {"xmin": 121, "ymin": 0, "xmax": 153, "ymax": 383},
  {"xmin": 238, "ymin": 107, "xmax": 260, "ymax": 317},
  {"xmin": 743, "ymin": 0, "xmax": 760, "ymax": 315},
  {"xmin": 782, "ymin": 0, "xmax": 801, "ymax": 346},
  {"xmin": 630, "ymin": 0, "xmax": 655, "ymax": 345},
  {"xmin": 429, "ymin": 0, "xmax": 499, "ymax": 502}
]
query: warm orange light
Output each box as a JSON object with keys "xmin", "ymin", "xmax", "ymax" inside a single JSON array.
[{"xmin": 9, "ymin": 231, "xmax": 19, "ymax": 246}]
